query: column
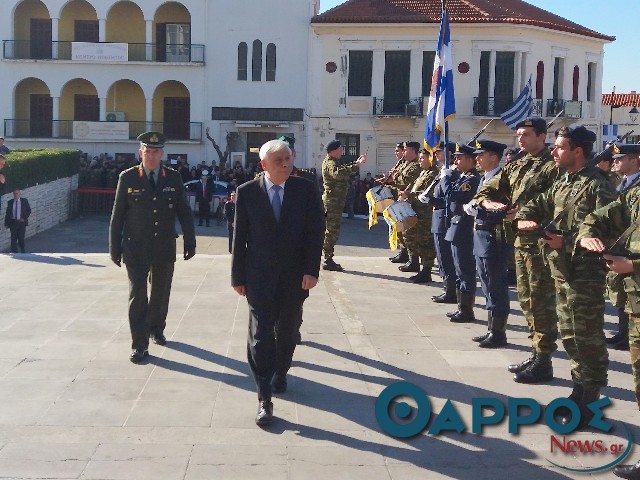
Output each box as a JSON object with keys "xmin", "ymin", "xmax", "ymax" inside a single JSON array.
[
  {"xmin": 51, "ymin": 18, "xmax": 59, "ymax": 59},
  {"xmin": 514, "ymin": 51, "xmax": 522, "ymax": 97},
  {"xmin": 339, "ymin": 48, "xmax": 348, "ymax": 114},
  {"xmin": 146, "ymin": 97, "xmax": 153, "ymax": 131},
  {"xmin": 488, "ymin": 51, "xmax": 496, "ymax": 115},
  {"xmin": 146, "ymin": 20, "xmax": 153, "ymax": 61},
  {"xmin": 52, "ymin": 97, "xmax": 60, "ymax": 138},
  {"xmin": 99, "ymin": 19, "xmax": 106, "ymax": 42},
  {"xmin": 99, "ymin": 97, "xmax": 107, "ymax": 121},
  {"xmin": 371, "ymin": 49, "xmax": 385, "ymax": 112}
]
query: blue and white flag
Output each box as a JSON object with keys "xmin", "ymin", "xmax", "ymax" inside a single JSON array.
[
  {"xmin": 424, "ymin": 4, "xmax": 456, "ymax": 154},
  {"xmin": 500, "ymin": 76, "xmax": 533, "ymax": 130},
  {"xmin": 602, "ymin": 124, "xmax": 618, "ymax": 149}
]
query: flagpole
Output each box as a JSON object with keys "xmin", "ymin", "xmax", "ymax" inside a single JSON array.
[{"xmin": 442, "ymin": 0, "xmax": 450, "ymax": 169}]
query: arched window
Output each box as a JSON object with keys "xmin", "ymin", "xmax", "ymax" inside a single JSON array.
[
  {"xmin": 572, "ymin": 65, "xmax": 580, "ymax": 101},
  {"xmin": 237, "ymin": 42, "xmax": 247, "ymax": 81},
  {"xmin": 266, "ymin": 43, "xmax": 276, "ymax": 82},
  {"xmin": 535, "ymin": 61, "xmax": 544, "ymax": 99},
  {"xmin": 252, "ymin": 39, "xmax": 262, "ymax": 81}
]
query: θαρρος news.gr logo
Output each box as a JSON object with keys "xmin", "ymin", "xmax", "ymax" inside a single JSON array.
[{"xmin": 375, "ymin": 382, "xmax": 632, "ymax": 473}]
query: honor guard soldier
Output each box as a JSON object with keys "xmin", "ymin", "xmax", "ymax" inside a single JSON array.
[
  {"xmin": 321, "ymin": 139, "xmax": 366, "ymax": 271},
  {"xmin": 517, "ymin": 126, "xmax": 615, "ymax": 427},
  {"xmin": 109, "ymin": 131, "xmax": 196, "ymax": 363},
  {"xmin": 578, "ymin": 143, "xmax": 640, "ymax": 477},
  {"xmin": 474, "ymin": 117, "xmax": 561, "ymax": 382},
  {"xmin": 442, "ymin": 143, "xmax": 480, "ymax": 323},
  {"xmin": 464, "ymin": 140, "xmax": 510, "ymax": 347}
]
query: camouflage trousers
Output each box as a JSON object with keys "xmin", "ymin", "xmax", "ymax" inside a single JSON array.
[
  {"xmin": 629, "ymin": 314, "xmax": 640, "ymax": 409},
  {"xmin": 322, "ymin": 205, "xmax": 344, "ymax": 260},
  {"xmin": 556, "ymin": 262, "xmax": 609, "ymax": 390},
  {"xmin": 404, "ymin": 218, "xmax": 435, "ymax": 269},
  {"xmin": 515, "ymin": 247, "xmax": 558, "ymax": 355}
]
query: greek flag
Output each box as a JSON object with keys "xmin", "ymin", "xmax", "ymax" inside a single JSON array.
[
  {"xmin": 602, "ymin": 124, "xmax": 618, "ymax": 150},
  {"xmin": 500, "ymin": 76, "xmax": 533, "ymax": 130},
  {"xmin": 424, "ymin": 4, "xmax": 456, "ymax": 153}
]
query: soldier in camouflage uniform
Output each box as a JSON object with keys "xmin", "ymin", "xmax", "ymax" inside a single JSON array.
[
  {"xmin": 388, "ymin": 141, "xmax": 423, "ymax": 273},
  {"xmin": 321, "ymin": 139, "xmax": 367, "ymax": 271},
  {"xmin": 473, "ymin": 118, "xmax": 561, "ymax": 383},
  {"xmin": 389, "ymin": 143, "xmax": 410, "ymax": 263},
  {"xmin": 516, "ymin": 126, "xmax": 615, "ymax": 427},
  {"xmin": 578, "ymin": 144, "xmax": 640, "ymax": 477},
  {"xmin": 399, "ymin": 148, "xmax": 437, "ymax": 283}
]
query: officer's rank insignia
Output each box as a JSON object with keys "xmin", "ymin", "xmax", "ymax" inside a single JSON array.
[
  {"xmin": 455, "ymin": 144, "xmax": 461, "ymax": 152},
  {"xmin": 128, "ymin": 188, "xmax": 133, "ymax": 193},
  {"xmin": 614, "ymin": 145, "xmax": 621, "ymax": 155},
  {"xmin": 460, "ymin": 182, "xmax": 471, "ymax": 192},
  {"xmin": 475, "ymin": 140, "xmax": 482, "ymax": 149}
]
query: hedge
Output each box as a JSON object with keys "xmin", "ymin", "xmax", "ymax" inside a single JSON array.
[{"xmin": 2, "ymin": 149, "xmax": 81, "ymax": 191}]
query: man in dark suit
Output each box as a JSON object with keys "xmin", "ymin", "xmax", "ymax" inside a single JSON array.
[
  {"xmin": 223, "ymin": 191, "xmax": 236, "ymax": 253},
  {"xmin": 4, "ymin": 189, "xmax": 31, "ymax": 253},
  {"xmin": 231, "ymin": 139, "xmax": 324, "ymax": 426},
  {"xmin": 109, "ymin": 131, "xmax": 196, "ymax": 363},
  {"xmin": 195, "ymin": 170, "xmax": 213, "ymax": 226}
]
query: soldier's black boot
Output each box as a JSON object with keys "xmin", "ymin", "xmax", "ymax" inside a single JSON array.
[
  {"xmin": 446, "ymin": 289, "xmax": 461, "ymax": 318},
  {"xmin": 508, "ymin": 350, "xmax": 537, "ymax": 373},
  {"xmin": 322, "ymin": 257, "xmax": 344, "ymax": 272},
  {"xmin": 609, "ymin": 309, "xmax": 629, "ymax": 350},
  {"xmin": 513, "ymin": 353, "xmax": 553, "ymax": 383},
  {"xmin": 389, "ymin": 247, "xmax": 409, "ymax": 263},
  {"xmin": 576, "ymin": 388, "xmax": 601, "ymax": 430},
  {"xmin": 553, "ymin": 382, "xmax": 584, "ymax": 426},
  {"xmin": 410, "ymin": 268, "xmax": 432, "ymax": 284},
  {"xmin": 613, "ymin": 459, "xmax": 640, "ymax": 479},
  {"xmin": 450, "ymin": 291, "xmax": 476, "ymax": 323},
  {"xmin": 399, "ymin": 255, "xmax": 420, "ymax": 272},
  {"xmin": 433, "ymin": 281, "xmax": 457, "ymax": 303}
]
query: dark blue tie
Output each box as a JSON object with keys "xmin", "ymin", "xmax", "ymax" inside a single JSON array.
[
  {"xmin": 271, "ymin": 185, "xmax": 282, "ymax": 221},
  {"xmin": 149, "ymin": 171, "xmax": 156, "ymax": 191}
]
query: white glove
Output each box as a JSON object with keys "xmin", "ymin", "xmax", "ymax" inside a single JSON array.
[
  {"xmin": 463, "ymin": 201, "xmax": 479, "ymax": 217},
  {"xmin": 439, "ymin": 168, "xmax": 453, "ymax": 179},
  {"xmin": 418, "ymin": 191, "xmax": 431, "ymax": 204}
]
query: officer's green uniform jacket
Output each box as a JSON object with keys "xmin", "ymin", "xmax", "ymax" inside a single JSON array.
[
  {"xmin": 579, "ymin": 186, "xmax": 640, "ymax": 313},
  {"xmin": 321, "ymin": 154, "xmax": 359, "ymax": 208},
  {"xmin": 110, "ymin": 165, "xmax": 196, "ymax": 265},
  {"xmin": 474, "ymin": 147, "xmax": 559, "ymax": 248},
  {"xmin": 516, "ymin": 165, "xmax": 616, "ymax": 281},
  {"xmin": 407, "ymin": 167, "xmax": 438, "ymax": 218},
  {"xmin": 389, "ymin": 160, "xmax": 421, "ymax": 193}
]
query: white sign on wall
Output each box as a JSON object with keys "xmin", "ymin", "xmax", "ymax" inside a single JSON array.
[
  {"xmin": 73, "ymin": 121, "xmax": 129, "ymax": 140},
  {"xmin": 71, "ymin": 42, "xmax": 128, "ymax": 62}
]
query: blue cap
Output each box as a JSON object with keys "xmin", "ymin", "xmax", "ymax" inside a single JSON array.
[
  {"xmin": 452, "ymin": 143, "xmax": 475, "ymax": 156},
  {"xmin": 612, "ymin": 144, "xmax": 640, "ymax": 159},
  {"xmin": 473, "ymin": 139, "xmax": 508, "ymax": 156}
]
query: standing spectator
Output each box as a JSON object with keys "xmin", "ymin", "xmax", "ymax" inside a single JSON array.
[
  {"xmin": 195, "ymin": 170, "xmax": 213, "ymax": 227},
  {"xmin": 0, "ymin": 137, "xmax": 10, "ymax": 154},
  {"xmin": 178, "ymin": 156, "xmax": 191, "ymax": 183},
  {"xmin": 0, "ymin": 154, "xmax": 6, "ymax": 205},
  {"xmin": 109, "ymin": 131, "xmax": 196, "ymax": 363},
  {"xmin": 4, "ymin": 189, "xmax": 31, "ymax": 253},
  {"xmin": 223, "ymin": 191, "xmax": 236, "ymax": 253}
]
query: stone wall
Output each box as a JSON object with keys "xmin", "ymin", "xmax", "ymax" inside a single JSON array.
[{"xmin": 0, "ymin": 175, "xmax": 79, "ymax": 252}]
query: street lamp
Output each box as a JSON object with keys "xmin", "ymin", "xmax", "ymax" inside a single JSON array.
[{"xmin": 630, "ymin": 106, "xmax": 639, "ymax": 124}]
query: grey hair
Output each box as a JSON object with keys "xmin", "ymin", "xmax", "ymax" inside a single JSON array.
[{"xmin": 259, "ymin": 139, "xmax": 291, "ymax": 160}]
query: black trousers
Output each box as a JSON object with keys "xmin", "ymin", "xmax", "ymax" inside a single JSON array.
[
  {"xmin": 126, "ymin": 262, "xmax": 175, "ymax": 351},
  {"xmin": 9, "ymin": 223, "xmax": 26, "ymax": 253},
  {"xmin": 227, "ymin": 225, "xmax": 233, "ymax": 253},
  {"xmin": 198, "ymin": 200, "xmax": 211, "ymax": 224},
  {"xmin": 247, "ymin": 289, "xmax": 305, "ymax": 401}
]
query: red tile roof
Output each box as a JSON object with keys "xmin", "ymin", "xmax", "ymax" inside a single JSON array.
[
  {"xmin": 602, "ymin": 94, "xmax": 640, "ymax": 107},
  {"xmin": 313, "ymin": 0, "xmax": 615, "ymax": 41}
]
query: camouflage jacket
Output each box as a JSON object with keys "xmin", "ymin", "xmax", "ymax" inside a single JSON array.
[
  {"xmin": 474, "ymin": 147, "xmax": 560, "ymax": 248},
  {"xmin": 321, "ymin": 155, "xmax": 359, "ymax": 203},
  {"xmin": 407, "ymin": 167, "xmax": 438, "ymax": 217},
  {"xmin": 389, "ymin": 160, "xmax": 421, "ymax": 192}
]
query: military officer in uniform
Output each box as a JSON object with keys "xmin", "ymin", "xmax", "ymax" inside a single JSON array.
[
  {"xmin": 399, "ymin": 148, "xmax": 438, "ymax": 283},
  {"xmin": 442, "ymin": 143, "xmax": 480, "ymax": 323},
  {"xmin": 474, "ymin": 117, "xmax": 561, "ymax": 383},
  {"xmin": 321, "ymin": 139, "xmax": 367, "ymax": 271},
  {"xmin": 516, "ymin": 126, "xmax": 615, "ymax": 426},
  {"xmin": 464, "ymin": 140, "xmax": 510, "ymax": 347},
  {"xmin": 577, "ymin": 143, "xmax": 640, "ymax": 478},
  {"xmin": 109, "ymin": 132, "xmax": 196, "ymax": 363}
]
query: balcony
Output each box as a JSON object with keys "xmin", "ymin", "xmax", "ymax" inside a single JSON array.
[
  {"xmin": 373, "ymin": 97, "xmax": 424, "ymax": 117},
  {"xmin": 547, "ymin": 99, "xmax": 583, "ymax": 119},
  {"xmin": 2, "ymin": 40, "xmax": 205, "ymax": 63},
  {"xmin": 3, "ymin": 119, "xmax": 203, "ymax": 142}
]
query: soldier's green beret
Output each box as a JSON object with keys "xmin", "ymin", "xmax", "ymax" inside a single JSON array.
[
  {"xmin": 516, "ymin": 117, "xmax": 547, "ymax": 133},
  {"xmin": 326, "ymin": 140, "xmax": 342, "ymax": 153},
  {"xmin": 277, "ymin": 135, "xmax": 295, "ymax": 150},
  {"xmin": 555, "ymin": 126, "xmax": 596, "ymax": 144},
  {"xmin": 137, "ymin": 131, "xmax": 165, "ymax": 148},
  {"xmin": 613, "ymin": 143, "xmax": 640, "ymax": 159}
]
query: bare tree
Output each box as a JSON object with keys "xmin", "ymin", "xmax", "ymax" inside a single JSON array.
[{"xmin": 206, "ymin": 127, "xmax": 238, "ymax": 168}]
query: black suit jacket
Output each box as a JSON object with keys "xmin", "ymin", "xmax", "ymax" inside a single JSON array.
[
  {"xmin": 195, "ymin": 179, "xmax": 213, "ymax": 203},
  {"xmin": 231, "ymin": 175, "xmax": 324, "ymax": 303},
  {"xmin": 109, "ymin": 165, "xmax": 195, "ymax": 265},
  {"xmin": 4, "ymin": 198, "xmax": 31, "ymax": 227}
]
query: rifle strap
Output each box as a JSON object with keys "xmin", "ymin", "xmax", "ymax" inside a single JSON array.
[
  {"xmin": 549, "ymin": 171, "xmax": 598, "ymax": 227},
  {"xmin": 608, "ymin": 215, "xmax": 640, "ymax": 253}
]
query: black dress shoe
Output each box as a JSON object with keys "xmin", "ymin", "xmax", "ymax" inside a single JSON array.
[
  {"xmin": 449, "ymin": 312, "xmax": 476, "ymax": 323},
  {"xmin": 255, "ymin": 401, "xmax": 273, "ymax": 426},
  {"xmin": 446, "ymin": 309, "xmax": 460, "ymax": 318},
  {"xmin": 472, "ymin": 332, "xmax": 490, "ymax": 342},
  {"xmin": 478, "ymin": 332, "xmax": 507, "ymax": 349},
  {"xmin": 130, "ymin": 349, "xmax": 149, "ymax": 363},
  {"xmin": 614, "ymin": 459, "xmax": 640, "ymax": 479},
  {"xmin": 432, "ymin": 292, "xmax": 457, "ymax": 304},
  {"xmin": 322, "ymin": 258, "xmax": 344, "ymax": 272},
  {"xmin": 272, "ymin": 375, "xmax": 287, "ymax": 394},
  {"xmin": 151, "ymin": 333, "xmax": 167, "ymax": 346}
]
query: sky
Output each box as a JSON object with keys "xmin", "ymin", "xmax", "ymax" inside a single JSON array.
[{"xmin": 318, "ymin": 0, "xmax": 640, "ymax": 94}]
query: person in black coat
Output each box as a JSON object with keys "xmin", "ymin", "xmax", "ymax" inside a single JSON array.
[
  {"xmin": 231, "ymin": 139, "xmax": 324, "ymax": 426},
  {"xmin": 109, "ymin": 132, "xmax": 196, "ymax": 363},
  {"xmin": 195, "ymin": 170, "xmax": 213, "ymax": 226},
  {"xmin": 4, "ymin": 189, "xmax": 31, "ymax": 253},
  {"xmin": 223, "ymin": 191, "xmax": 236, "ymax": 253}
]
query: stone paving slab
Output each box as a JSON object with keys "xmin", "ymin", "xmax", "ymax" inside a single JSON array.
[{"xmin": 0, "ymin": 216, "xmax": 638, "ymax": 479}]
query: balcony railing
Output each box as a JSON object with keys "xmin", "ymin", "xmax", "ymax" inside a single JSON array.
[
  {"xmin": 532, "ymin": 98, "xmax": 543, "ymax": 117},
  {"xmin": 4, "ymin": 120, "xmax": 203, "ymax": 142},
  {"xmin": 2, "ymin": 40, "xmax": 204, "ymax": 63},
  {"xmin": 373, "ymin": 97, "xmax": 424, "ymax": 116},
  {"xmin": 547, "ymin": 99, "xmax": 583, "ymax": 119},
  {"xmin": 472, "ymin": 97, "xmax": 517, "ymax": 117},
  {"xmin": 473, "ymin": 96, "xmax": 582, "ymax": 120}
]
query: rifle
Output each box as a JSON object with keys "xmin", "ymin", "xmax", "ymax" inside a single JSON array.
[
  {"xmin": 590, "ymin": 129, "xmax": 634, "ymax": 166},
  {"xmin": 467, "ymin": 119, "xmax": 494, "ymax": 146},
  {"xmin": 509, "ymin": 110, "xmax": 565, "ymax": 162}
]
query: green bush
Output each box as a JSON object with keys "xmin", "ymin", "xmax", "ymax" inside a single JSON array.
[{"xmin": 2, "ymin": 149, "xmax": 80, "ymax": 190}]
